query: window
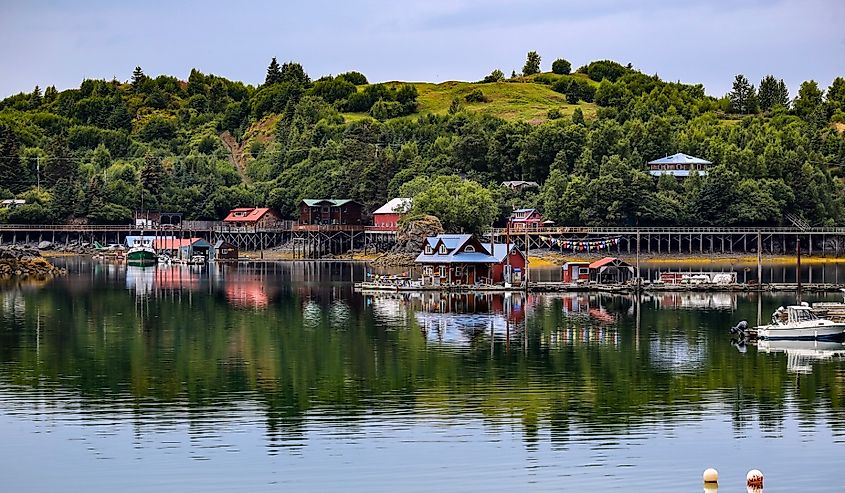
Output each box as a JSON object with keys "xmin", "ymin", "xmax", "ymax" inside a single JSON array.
[
  {"xmin": 439, "ymin": 244, "xmax": 447, "ymax": 255},
  {"xmin": 579, "ymin": 267, "xmax": 589, "ymax": 275},
  {"xmin": 425, "ymin": 245, "xmax": 433, "ymax": 255},
  {"xmin": 424, "ymin": 266, "xmax": 433, "ymax": 275},
  {"xmin": 438, "ymin": 266, "xmax": 446, "ymax": 277},
  {"xmin": 465, "ymin": 246, "xmax": 475, "ymax": 253}
]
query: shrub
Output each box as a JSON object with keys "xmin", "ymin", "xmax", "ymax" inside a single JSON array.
[
  {"xmin": 547, "ymin": 108, "xmax": 562, "ymax": 120},
  {"xmin": 370, "ymin": 99, "xmax": 403, "ymax": 121},
  {"xmin": 482, "ymin": 69, "xmax": 505, "ymax": 83},
  {"xmin": 464, "ymin": 89, "xmax": 488, "ymax": 103},
  {"xmin": 337, "ymin": 71, "xmax": 368, "ymax": 85},
  {"xmin": 552, "ymin": 58, "xmax": 572, "ymax": 75}
]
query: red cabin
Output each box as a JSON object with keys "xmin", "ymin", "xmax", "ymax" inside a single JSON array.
[
  {"xmin": 371, "ymin": 198, "xmax": 412, "ymax": 231},
  {"xmin": 298, "ymin": 199, "xmax": 364, "ymax": 226},
  {"xmin": 562, "ymin": 261, "xmax": 590, "ymax": 283},
  {"xmin": 223, "ymin": 207, "xmax": 282, "ymax": 229}
]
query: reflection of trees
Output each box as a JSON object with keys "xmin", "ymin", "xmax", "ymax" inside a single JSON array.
[{"xmin": 1, "ymin": 286, "xmax": 843, "ymax": 445}]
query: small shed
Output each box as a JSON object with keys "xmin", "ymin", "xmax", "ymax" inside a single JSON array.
[
  {"xmin": 562, "ymin": 261, "xmax": 590, "ymax": 283},
  {"xmin": 589, "ymin": 257, "xmax": 634, "ymax": 284},
  {"xmin": 213, "ymin": 240, "xmax": 239, "ymax": 260}
]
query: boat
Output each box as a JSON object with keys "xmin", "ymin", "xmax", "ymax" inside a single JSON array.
[
  {"xmin": 755, "ymin": 304, "xmax": 845, "ymax": 340},
  {"xmin": 126, "ymin": 245, "xmax": 157, "ymax": 266},
  {"xmin": 157, "ymin": 254, "xmax": 172, "ymax": 264}
]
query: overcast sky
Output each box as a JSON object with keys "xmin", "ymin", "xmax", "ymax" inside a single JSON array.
[{"xmin": 1, "ymin": 0, "xmax": 843, "ymax": 98}]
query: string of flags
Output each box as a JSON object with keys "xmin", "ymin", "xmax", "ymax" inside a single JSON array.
[{"xmin": 544, "ymin": 236, "xmax": 622, "ymax": 252}]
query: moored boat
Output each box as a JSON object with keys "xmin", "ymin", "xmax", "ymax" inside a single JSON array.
[
  {"xmin": 755, "ymin": 304, "xmax": 845, "ymax": 340},
  {"xmin": 126, "ymin": 246, "xmax": 157, "ymax": 266}
]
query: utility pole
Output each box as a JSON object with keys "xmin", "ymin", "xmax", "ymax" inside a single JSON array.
[{"xmin": 796, "ymin": 237, "xmax": 802, "ymax": 301}]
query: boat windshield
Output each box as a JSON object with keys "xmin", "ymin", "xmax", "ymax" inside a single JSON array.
[{"xmin": 788, "ymin": 308, "xmax": 819, "ymax": 323}]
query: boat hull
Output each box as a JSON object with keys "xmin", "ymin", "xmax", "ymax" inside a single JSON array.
[
  {"xmin": 127, "ymin": 249, "xmax": 157, "ymax": 266},
  {"xmin": 756, "ymin": 323, "xmax": 845, "ymax": 340}
]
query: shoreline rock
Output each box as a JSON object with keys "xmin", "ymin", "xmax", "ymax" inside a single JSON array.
[{"xmin": 0, "ymin": 246, "xmax": 67, "ymax": 279}]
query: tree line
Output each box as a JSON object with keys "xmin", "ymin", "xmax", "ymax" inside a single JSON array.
[{"xmin": 0, "ymin": 54, "xmax": 843, "ymax": 232}]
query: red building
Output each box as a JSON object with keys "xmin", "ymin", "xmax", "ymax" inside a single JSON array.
[
  {"xmin": 371, "ymin": 198, "xmax": 412, "ymax": 231},
  {"xmin": 508, "ymin": 208, "xmax": 543, "ymax": 231},
  {"xmin": 298, "ymin": 199, "xmax": 364, "ymax": 226},
  {"xmin": 589, "ymin": 257, "xmax": 634, "ymax": 284},
  {"xmin": 415, "ymin": 234, "xmax": 527, "ymax": 285},
  {"xmin": 223, "ymin": 207, "xmax": 282, "ymax": 229},
  {"xmin": 562, "ymin": 261, "xmax": 590, "ymax": 283}
]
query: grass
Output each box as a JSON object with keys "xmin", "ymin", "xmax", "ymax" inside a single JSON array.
[{"xmin": 341, "ymin": 78, "xmax": 598, "ymax": 124}]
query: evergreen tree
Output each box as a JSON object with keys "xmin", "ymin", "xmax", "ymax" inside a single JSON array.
[
  {"xmin": 522, "ymin": 51, "xmax": 541, "ymax": 76},
  {"xmin": 265, "ymin": 57, "xmax": 282, "ymax": 85},
  {"xmin": 29, "ymin": 86, "xmax": 42, "ymax": 109},
  {"xmin": 140, "ymin": 155, "xmax": 165, "ymax": 209},
  {"xmin": 728, "ymin": 74, "xmax": 758, "ymax": 114},
  {"xmin": 131, "ymin": 66, "xmax": 147, "ymax": 93},
  {"xmin": 280, "ymin": 61, "xmax": 310, "ymax": 86},
  {"xmin": 758, "ymin": 75, "xmax": 777, "ymax": 111},
  {"xmin": 827, "ymin": 77, "xmax": 845, "ymax": 113},
  {"xmin": 0, "ymin": 124, "xmax": 26, "ymax": 193},
  {"xmin": 775, "ymin": 79, "xmax": 790, "ymax": 109},
  {"xmin": 43, "ymin": 85, "xmax": 58, "ymax": 103},
  {"xmin": 571, "ymin": 107, "xmax": 585, "ymax": 125},
  {"xmin": 794, "ymin": 80, "xmax": 825, "ymax": 121}
]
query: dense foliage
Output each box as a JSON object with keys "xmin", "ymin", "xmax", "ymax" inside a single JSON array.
[{"xmin": 1, "ymin": 56, "xmax": 844, "ymax": 228}]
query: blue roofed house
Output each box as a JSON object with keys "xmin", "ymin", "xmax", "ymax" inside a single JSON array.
[
  {"xmin": 415, "ymin": 234, "xmax": 526, "ymax": 286},
  {"xmin": 647, "ymin": 153, "xmax": 711, "ymax": 178}
]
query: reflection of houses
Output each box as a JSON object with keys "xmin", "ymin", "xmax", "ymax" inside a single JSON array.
[
  {"xmin": 647, "ymin": 153, "xmax": 711, "ymax": 178},
  {"xmin": 371, "ymin": 198, "xmax": 412, "ymax": 231},
  {"xmin": 415, "ymin": 234, "xmax": 526, "ymax": 285},
  {"xmin": 655, "ymin": 292, "xmax": 737, "ymax": 310},
  {"xmin": 223, "ymin": 207, "xmax": 282, "ymax": 229},
  {"xmin": 501, "ymin": 180, "xmax": 539, "ymax": 192},
  {"xmin": 298, "ymin": 199, "xmax": 364, "ymax": 226},
  {"xmin": 589, "ymin": 257, "xmax": 634, "ymax": 284},
  {"xmin": 508, "ymin": 208, "xmax": 543, "ymax": 231},
  {"xmin": 562, "ymin": 261, "xmax": 590, "ymax": 283}
]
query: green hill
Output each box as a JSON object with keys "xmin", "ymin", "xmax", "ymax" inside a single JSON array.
[{"xmin": 343, "ymin": 78, "xmax": 598, "ymax": 123}]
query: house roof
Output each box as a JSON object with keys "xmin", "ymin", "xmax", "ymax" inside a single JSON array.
[
  {"xmin": 589, "ymin": 257, "xmax": 630, "ymax": 269},
  {"xmin": 502, "ymin": 180, "xmax": 540, "ymax": 188},
  {"xmin": 301, "ymin": 199, "xmax": 356, "ymax": 207},
  {"xmin": 648, "ymin": 170, "xmax": 709, "ymax": 177},
  {"xmin": 223, "ymin": 207, "xmax": 276, "ymax": 222},
  {"xmin": 213, "ymin": 240, "xmax": 236, "ymax": 249},
  {"xmin": 373, "ymin": 198, "xmax": 412, "ymax": 215},
  {"xmin": 154, "ymin": 238, "xmax": 208, "ymax": 250},
  {"xmin": 416, "ymin": 234, "xmax": 523, "ymax": 264},
  {"xmin": 562, "ymin": 261, "xmax": 590, "ymax": 267},
  {"xmin": 647, "ymin": 153, "xmax": 712, "ymax": 166}
]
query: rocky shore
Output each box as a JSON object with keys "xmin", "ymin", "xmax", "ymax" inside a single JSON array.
[
  {"xmin": 371, "ymin": 215, "xmax": 444, "ymax": 267},
  {"xmin": 0, "ymin": 246, "xmax": 67, "ymax": 279}
]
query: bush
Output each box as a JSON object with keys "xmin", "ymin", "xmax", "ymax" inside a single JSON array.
[
  {"xmin": 533, "ymin": 73, "xmax": 559, "ymax": 85},
  {"xmin": 8, "ymin": 203, "xmax": 51, "ymax": 224},
  {"xmin": 448, "ymin": 98, "xmax": 463, "ymax": 114},
  {"xmin": 464, "ymin": 89, "xmax": 488, "ymax": 103},
  {"xmin": 370, "ymin": 99, "xmax": 403, "ymax": 121},
  {"xmin": 337, "ymin": 71, "xmax": 368, "ymax": 85},
  {"xmin": 577, "ymin": 60, "xmax": 631, "ymax": 82},
  {"xmin": 482, "ymin": 69, "xmax": 504, "ymax": 83},
  {"xmin": 138, "ymin": 116, "xmax": 177, "ymax": 142},
  {"xmin": 552, "ymin": 58, "xmax": 572, "ymax": 75},
  {"xmin": 547, "ymin": 108, "xmax": 562, "ymax": 120}
]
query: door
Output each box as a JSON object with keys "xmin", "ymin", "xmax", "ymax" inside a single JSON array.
[{"xmin": 467, "ymin": 266, "xmax": 475, "ymax": 285}]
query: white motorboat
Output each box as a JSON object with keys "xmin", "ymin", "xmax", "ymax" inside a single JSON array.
[{"xmin": 755, "ymin": 304, "xmax": 845, "ymax": 340}]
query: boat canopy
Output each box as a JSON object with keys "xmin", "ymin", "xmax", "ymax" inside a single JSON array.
[{"xmin": 786, "ymin": 306, "xmax": 819, "ymax": 324}]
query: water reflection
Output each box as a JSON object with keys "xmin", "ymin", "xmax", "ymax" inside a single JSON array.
[
  {"xmin": 757, "ymin": 339, "xmax": 845, "ymax": 374},
  {"xmin": 0, "ymin": 259, "xmax": 844, "ymax": 492}
]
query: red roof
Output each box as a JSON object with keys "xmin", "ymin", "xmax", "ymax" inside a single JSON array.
[
  {"xmin": 223, "ymin": 207, "xmax": 275, "ymax": 223},
  {"xmin": 154, "ymin": 238, "xmax": 204, "ymax": 250},
  {"xmin": 589, "ymin": 257, "xmax": 625, "ymax": 269}
]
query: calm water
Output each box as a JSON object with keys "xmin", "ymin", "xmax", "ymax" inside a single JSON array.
[{"xmin": 1, "ymin": 259, "xmax": 844, "ymax": 492}]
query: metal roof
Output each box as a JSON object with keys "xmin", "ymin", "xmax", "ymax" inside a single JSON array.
[
  {"xmin": 648, "ymin": 170, "xmax": 709, "ymax": 177},
  {"xmin": 647, "ymin": 153, "xmax": 712, "ymax": 165},
  {"xmin": 373, "ymin": 198, "xmax": 412, "ymax": 215},
  {"xmin": 302, "ymin": 199, "xmax": 356, "ymax": 207},
  {"xmin": 416, "ymin": 234, "xmax": 521, "ymax": 264}
]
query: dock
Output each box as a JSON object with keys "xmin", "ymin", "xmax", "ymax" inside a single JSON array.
[{"xmin": 355, "ymin": 281, "xmax": 845, "ymax": 294}]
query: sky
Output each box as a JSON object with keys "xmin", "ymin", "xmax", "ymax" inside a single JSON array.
[{"xmin": 0, "ymin": 0, "xmax": 843, "ymax": 98}]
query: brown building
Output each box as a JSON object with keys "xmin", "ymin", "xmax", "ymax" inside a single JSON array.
[
  {"xmin": 298, "ymin": 199, "xmax": 364, "ymax": 226},
  {"xmin": 213, "ymin": 240, "xmax": 239, "ymax": 260}
]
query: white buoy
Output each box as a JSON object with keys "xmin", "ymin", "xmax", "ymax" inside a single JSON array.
[
  {"xmin": 746, "ymin": 469, "xmax": 763, "ymax": 487},
  {"xmin": 702, "ymin": 468, "xmax": 719, "ymax": 483}
]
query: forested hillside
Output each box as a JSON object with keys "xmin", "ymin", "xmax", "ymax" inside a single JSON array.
[{"xmin": 1, "ymin": 54, "xmax": 844, "ymax": 231}]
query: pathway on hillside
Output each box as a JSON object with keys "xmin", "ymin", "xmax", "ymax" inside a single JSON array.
[{"xmin": 219, "ymin": 131, "xmax": 251, "ymax": 184}]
